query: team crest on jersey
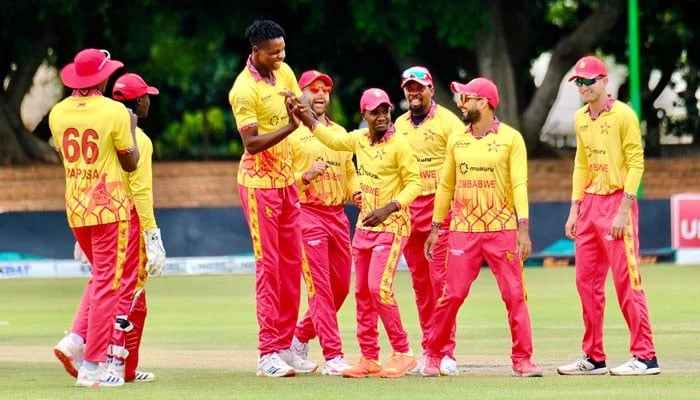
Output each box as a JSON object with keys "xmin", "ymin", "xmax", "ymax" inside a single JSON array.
[
  {"xmin": 599, "ymin": 121, "xmax": 611, "ymax": 135},
  {"xmin": 487, "ymin": 139, "xmax": 502, "ymax": 152},
  {"xmin": 423, "ymin": 130, "xmax": 435, "ymax": 141},
  {"xmin": 458, "ymin": 162, "xmax": 469, "ymax": 174},
  {"xmin": 269, "ymin": 115, "xmax": 280, "ymax": 126},
  {"xmin": 505, "ymin": 250, "xmax": 514, "ymax": 262},
  {"xmin": 374, "ymin": 149, "xmax": 386, "ymax": 160}
]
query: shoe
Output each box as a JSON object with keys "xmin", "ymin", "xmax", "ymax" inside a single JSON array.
[
  {"xmin": 420, "ymin": 355, "xmax": 441, "ymax": 377},
  {"xmin": 54, "ymin": 334, "xmax": 84, "ymax": 378},
  {"xmin": 108, "ymin": 359, "xmax": 155, "ymax": 382},
  {"xmin": 131, "ymin": 371, "xmax": 156, "ymax": 382},
  {"xmin": 341, "ymin": 358, "xmax": 382, "ymax": 378},
  {"xmin": 440, "ymin": 356, "xmax": 459, "ymax": 376},
  {"xmin": 322, "ymin": 356, "xmax": 351, "ymax": 376},
  {"xmin": 557, "ymin": 355, "xmax": 608, "ymax": 375},
  {"xmin": 378, "ymin": 351, "xmax": 417, "ymax": 378},
  {"xmin": 256, "ymin": 353, "xmax": 296, "ymax": 377},
  {"xmin": 279, "ymin": 348, "xmax": 318, "ymax": 373},
  {"xmin": 291, "ymin": 336, "xmax": 309, "ymax": 361},
  {"xmin": 408, "ymin": 351, "xmax": 425, "ymax": 375},
  {"xmin": 512, "ymin": 359, "xmax": 543, "ymax": 377},
  {"xmin": 75, "ymin": 365, "xmax": 125, "ymax": 388},
  {"xmin": 610, "ymin": 356, "xmax": 660, "ymax": 376}
]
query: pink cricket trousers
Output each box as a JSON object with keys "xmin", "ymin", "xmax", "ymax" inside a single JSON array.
[
  {"xmin": 403, "ymin": 194, "xmax": 455, "ymax": 358},
  {"xmin": 295, "ymin": 204, "xmax": 352, "ymax": 360},
  {"xmin": 72, "ymin": 219, "xmax": 131, "ymax": 363},
  {"xmin": 427, "ymin": 230, "xmax": 535, "ymax": 364},
  {"xmin": 352, "ymin": 229, "xmax": 411, "ymax": 360},
  {"xmin": 239, "ymin": 184, "xmax": 303, "ymax": 356},
  {"xmin": 574, "ymin": 191, "xmax": 656, "ymax": 361}
]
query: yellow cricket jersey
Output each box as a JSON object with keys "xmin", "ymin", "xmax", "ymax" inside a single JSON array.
[
  {"xmin": 571, "ymin": 100, "xmax": 644, "ymax": 200},
  {"xmin": 394, "ymin": 104, "xmax": 465, "ymax": 195},
  {"xmin": 48, "ymin": 95, "xmax": 135, "ymax": 227},
  {"xmin": 122, "ymin": 127, "xmax": 157, "ymax": 231},
  {"xmin": 228, "ymin": 61, "xmax": 301, "ymax": 188},
  {"xmin": 433, "ymin": 122, "xmax": 529, "ymax": 232},
  {"xmin": 311, "ymin": 124, "xmax": 421, "ymax": 236},
  {"xmin": 288, "ymin": 120, "xmax": 360, "ymax": 206}
]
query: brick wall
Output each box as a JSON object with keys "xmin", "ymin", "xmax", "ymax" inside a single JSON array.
[{"xmin": 1, "ymin": 158, "xmax": 699, "ymax": 212}]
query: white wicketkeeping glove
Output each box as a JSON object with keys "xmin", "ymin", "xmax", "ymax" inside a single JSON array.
[
  {"xmin": 143, "ymin": 228, "xmax": 166, "ymax": 277},
  {"xmin": 73, "ymin": 241, "xmax": 90, "ymax": 264}
]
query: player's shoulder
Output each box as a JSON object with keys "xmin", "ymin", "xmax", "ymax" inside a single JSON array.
[{"xmin": 611, "ymin": 100, "xmax": 636, "ymax": 116}]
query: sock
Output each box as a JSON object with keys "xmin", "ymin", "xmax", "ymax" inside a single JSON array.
[{"xmin": 69, "ymin": 332, "xmax": 84, "ymax": 346}]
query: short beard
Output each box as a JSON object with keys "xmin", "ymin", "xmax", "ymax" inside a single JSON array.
[{"xmin": 462, "ymin": 109, "xmax": 480, "ymax": 124}]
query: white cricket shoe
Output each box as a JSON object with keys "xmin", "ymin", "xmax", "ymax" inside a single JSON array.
[
  {"xmin": 291, "ymin": 336, "xmax": 309, "ymax": 360},
  {"xmin": 107, "ymin": 358, "xmax": 156, "ymax": 382},
  {"xmin": 75, "ymin": 365, "xmax": 124, "ymax": 388},
  {"xmin": 279, "ymin": 348, "xmax": 318, "ymax": 373},
  {"xmin": 557, "ymin": 354, "xmax": 608, "ymax": 375},
  {"xmin": 440, "ymin": 356, "xmax": 459, "ymax": 376},
  {"xmin": 53, "ymin": 334, "xmax": 84, "ymax": 378},
  {"xmin": 257, "ymin": 353, "xmax": 296, "ymax": 377},
  {"xmin": 322, "ymin": 356, "xmax": 351, "ymax": 376},
  {"xmin": 610, "ymin": 356, "xmax": 660, "ymax": 376},
  {"xmin": 408, "ymin": 351, "xmax": 425, "ymax": 375}
]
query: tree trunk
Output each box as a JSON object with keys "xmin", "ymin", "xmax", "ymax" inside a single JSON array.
[
  {"xmin": 0, "ymin": 34, "xmax": 58, "ymax": 164},
  {"xmin": 521, "ymin": 0, "xmax": 624, "ymax": 154},
  {"xmin": 477, "ymin": 0, "xmax": 519, "ymax": 130}
]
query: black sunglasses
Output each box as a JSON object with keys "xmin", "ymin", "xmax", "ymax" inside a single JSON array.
[{"xmin": 574, "ymin": 76, "xmax": 602, "ymax": 87}]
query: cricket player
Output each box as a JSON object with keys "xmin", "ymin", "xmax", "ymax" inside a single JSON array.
[
  {"xmin": 228, "ymin": 19, "xmax": 316, "ymax": 377},
  {"xmin": 287, "ymin": 70, "xmax": 361, "ymax": 376},
  {"xmin": 557, "ymin": 55, "xmax": 659, "ymax": 376},
  {"xmin": 422, "ymin": 77, "xmax": 542, "ymax": 378},
  {"xmin": 51, "ymin": 48, "xmax": 139, "ymax": 388},
  {"xmin": 292, "ymin": 88, "xmax": 422, "ymax": 378},
  {"xmin": 393, "ymin": 66, "xmax": 465, "ymax": 376}
]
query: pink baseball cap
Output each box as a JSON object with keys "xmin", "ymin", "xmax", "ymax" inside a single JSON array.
[
  {"xmin": 360, "ymin": 88, "xmax": 393, "ymax": 112},
  {"xmin": 451, "ymin": 77, "xmax": 500, "ymax": 109},
  {"xmin": 401, "ymin": 66, "xmax": 433, "ymax": 88},
  {"xmin": 298, "ymin": 70, "xmax": 333, "ymax": 89},
  {"xmin": 60, "ymin": 48, "xmax": 124, "ymax": 89},
  {"xmin": 568, "ymin": 55, "xmax": 608, "ymax": 81},
  {"xmin": 112, "ymin": 73, "xmax": 159, "ymax": 101}
]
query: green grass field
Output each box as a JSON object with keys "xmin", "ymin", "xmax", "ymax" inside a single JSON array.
[{"xmin": 1, "ymin": 264, "xmax": 699, "ymax": 399}]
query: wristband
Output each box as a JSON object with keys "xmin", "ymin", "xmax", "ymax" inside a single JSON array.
[
  {"xmin": 517, "ymin": 218, "xmax": 529, "ymax": 225},
  {"xmin": 623, "ymin": 192, "xmax": 636, "ymax": 200},
  {"xmin": 353, "ymin": 191, "xmax": 362, "ymax": 197},
  {"xmin": 571, "ymin": 199, "xmax": 581, "ymax": 205},
  {"xmin": 431, "ymin": 221, "xmax": 442, "ymax": 228},
  {"xmin": 391, "ymin": 200, "xmax": 401, "ymax": 211},
  {"xmin": 302, "ymin": 173, "xmax": 311, "ymax": 185}
]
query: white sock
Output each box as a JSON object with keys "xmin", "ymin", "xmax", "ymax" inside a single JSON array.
[
  {"xmin": 83, "ymin": 361, "xmax": 98, "ymax": 371},
  {"xmin": 69, "ymin": 332, "xmax": 84, "ymax": 346}
]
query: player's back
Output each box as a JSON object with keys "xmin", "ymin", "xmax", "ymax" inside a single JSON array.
[{"xmin": 49, "ymin": 95, "xmax": 134, "ymax": 227}]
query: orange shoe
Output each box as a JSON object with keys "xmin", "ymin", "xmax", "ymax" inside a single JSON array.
[
  {"xmin": 341, "ymin": 358, "xmax": 382, "ymax": 378},
  {"xmin": 378, "ymin": 352, "xmax": 417, "ymax": 378}
]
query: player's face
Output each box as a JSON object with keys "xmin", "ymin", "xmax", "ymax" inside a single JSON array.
[
  {"xmin": 302, "ymin": 79, "xmax": 331, "ymax": 117},
  {"xmin": 577, "ymin": 75, "xmax": 607, "ymax": 105},
  {"xmin": 252, "ymin": 37, "xmax": 286, "ymax": 73},
  {"xmin": 363, "ymin": 104, "xmax": 391, "ymax": 135},
  {"xmin": 403, "ymin": 82, "xmax": 433, "ymax": 114},
  {"xmin": 458, "ymin": 95, "xmax": 483, "ymax": 124},
  {"xmin": 135, "ymin": 95, "xmax": 151, "ymax": 118}
]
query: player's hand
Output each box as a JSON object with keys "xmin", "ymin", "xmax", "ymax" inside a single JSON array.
[
  {"xmin": 361, "ymin": 203, "xmax": 395, "ymax": 227},
  {"xmin": 610, "ymin": 211, "xmax": 627, "ymax": 240},
  {"xmin": 564, "ymin": 205, "xmax": 578, "ymax": 239},
  {"xmin": 517, "ymin": 228, "xmax": 532, "ymax": 261},
  {"xmin": 73, "ymin": 241, "xmax": 89, "ymax": 263},
  {"xmin": 143, "ymin": 228, "xmax": 166, "ymax": 277},
  {"xmin": 305, "ymin": 160, "xmax": 328, "ymax": 182},
  {"xmin": 424, "ymin": 230, "xmax": 438, "ymax": 262}
]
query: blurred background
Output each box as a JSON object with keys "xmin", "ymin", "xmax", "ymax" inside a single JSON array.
[{"xmin": 2, "ymin": 0, "xmax": 699, "ymax": 165}]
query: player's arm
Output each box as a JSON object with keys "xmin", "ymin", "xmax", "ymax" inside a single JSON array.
[
  {"xmin": 509, "ymin": 132, "xmax": 531, "ymax": 260},
  {"xmin": 239, "ymin": 123, "xmax": 296, "ymax": 155},
  {"xmin": 611, "ymin": 108, "xmax": 644, "ymax": 239},
  {"xmin": 116, "ymin": 107, "xmax": 140, "ymax": 172},
  {"xmin": 425, "ymin": 140, "xmax": 456, "ymax": 261}
]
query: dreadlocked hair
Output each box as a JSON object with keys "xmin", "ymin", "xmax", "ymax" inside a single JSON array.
[{"xmin": 245, "ymin": 19, "xmax": 285, "ymax": 46}]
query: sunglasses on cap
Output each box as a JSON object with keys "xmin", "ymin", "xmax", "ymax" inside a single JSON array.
[
  {"xmin": 459, "ymin": 94, "xmax": 482, "ymax": 103},
  {"xmin": 308, "ymin": 86, "xmax": 331, "ymax": 94},
  {"xmin": 574, "ymin": 76, "xmax": 602, "ymax": 87},
  {"xmin": 402, "ymin": 68, "xmax": 429, "ymax": 80}
]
